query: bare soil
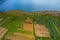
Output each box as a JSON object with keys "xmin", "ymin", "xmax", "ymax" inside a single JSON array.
[
  {"xmin": 23, "ymin": 18, "xmax": 33, "ymax": 32},
  {"xmin": 23, "ymin": 23, "xmax": 33, "ymax": 32},
  {"xmin": 0, "ymin": 27, "xmax": 8, "ymax": 39},
  {"xmin": 7, "ymin": 32, "xmax": 35, "ymax": 40},
  {"xmin": 7, "ymin": 18, "xmax": 35, "ymax": 40},
  {"xmin": 34, "ymin": 24, "xmax": 50, "ymax": 37}
]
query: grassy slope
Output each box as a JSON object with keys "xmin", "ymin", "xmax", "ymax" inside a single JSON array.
[
  {"xmin": 34, "ymin": 15, "xmax": 60, "ymax": 40},
  {"xmin": 0, "ymin": 11, "xmax": 60, "ymax": 40},
  {"xmin": 0, "ymin": 13, "xmax": 33, "ymax": 40}
]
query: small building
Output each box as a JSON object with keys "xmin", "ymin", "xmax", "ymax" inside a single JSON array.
[{"xmin": 0, "ymin": 27, "xmax": 8, "ymax": 40}]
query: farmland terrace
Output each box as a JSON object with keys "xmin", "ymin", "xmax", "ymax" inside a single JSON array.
[
  {"xmin": 0, "ymin": 10, "xmax": 60, "ymax": 40},
  {"xmin": 0, "ymin": 27, "xmax": 8, "ymax": 40}
]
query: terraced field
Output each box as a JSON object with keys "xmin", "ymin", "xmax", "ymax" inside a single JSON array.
[
  {"xmin": 0, "ymin": 14, "xmax": 35, "ymax": 40},
  {"xmin": 34, "ymin": 15, "xmax": 60, "ymax": 40},
  {"xmin": 0, "ymin": 13, "xmax": 60, "ymax": 40}
]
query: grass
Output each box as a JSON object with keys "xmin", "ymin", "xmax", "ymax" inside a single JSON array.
[
  {"xmin": 34, "ymin": 15, "xmax": 60, "ymax": 40},
  {"xmin": 16, "ymin": 30, "xmax": 33, "ymax": 35},
  {"xmin": 0, "ymin": 15, "xmax": 21, "ymax": 38},
  {"xmin": 0, "ymin": 14, "xmax": 33, "ymax": 40},
  {"xmin": 0, "ymin": 13, "xmax": 60, "ymax": 40},
  {"xmin": 37, "ymin": 36, "xmax": 51, "ymax": 40},
  {"xmin": 2, "ymin": 15, "xmax": 24, "ymax": 33}
]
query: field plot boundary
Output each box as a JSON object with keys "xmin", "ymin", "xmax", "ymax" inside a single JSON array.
[{"xmin": 0, "ymin": 17, "xmax": 9, "ymax": 27}]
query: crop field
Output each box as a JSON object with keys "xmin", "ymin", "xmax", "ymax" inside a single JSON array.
[
  {"xmin": 0, "ymin": 13, "xmax": 60, "ymax": 40},
  {"xmin": 0, "ymin": 13, "xmax": 35, "ymax": 40},
  {"xmin": 34, "ymin": 15, "xmax": 60, "ymax": 40}
]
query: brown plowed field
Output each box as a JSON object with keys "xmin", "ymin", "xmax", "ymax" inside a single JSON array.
[
  {"xmin": 7, "ymin": 32, "xmax": 35, "ymax": 40},
  {"xmin": 34, "ymin": 24, "xmax": 50, "ymax": 37},
  {"xmin": 23, "ymin": 23, "xmax": 33, "ymax": 32},
  {"xmin": 23, "ymin": 18, "xmax": 33, "ymax": 32}
]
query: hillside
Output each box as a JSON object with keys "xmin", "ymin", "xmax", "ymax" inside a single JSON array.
[
  {"xmin": 0, "ymin": 10, "xmax": 60, "ymax": 40},
  {"xmin": 0, "ymin": 10, "xmax": 60, "ymax": 16}
]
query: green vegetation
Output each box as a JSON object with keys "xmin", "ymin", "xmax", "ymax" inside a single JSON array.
[
  {"xmin": 0, "ymin": 11, "xmax": 60, "ymax": 40},
  {"xmin": 37, "ymin": 36, "xmax": 51, "ymax": 40},
  {"xmin": 34, "ymin": 15, "xmax": 60, "ymax": 40},
  {"xmin": 0, "ymin": 13, "xmax": 33, "ymax": 40}
]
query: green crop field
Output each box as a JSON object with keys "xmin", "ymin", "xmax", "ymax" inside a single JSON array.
[
  {"xmin": 34, "ymin": 15, "xmax": 60, "ymax": 40},
  {"xmin": 0, "ymin": 12, "xmax": 60, "ymax": 40},
  {"xmin": 0, "ymin": 14, "xmax": 33, "ymax": 40}
]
